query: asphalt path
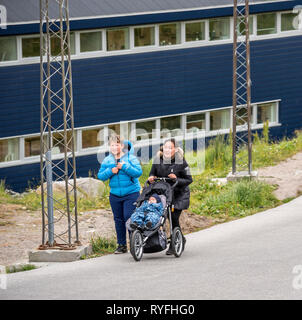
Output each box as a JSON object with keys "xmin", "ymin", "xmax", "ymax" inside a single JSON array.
[{"xmin": 1, "ymin": 196, "xmax": 302, "ymax": 300}]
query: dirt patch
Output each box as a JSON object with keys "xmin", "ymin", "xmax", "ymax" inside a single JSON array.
[
  {"xmin": 258, "ymin": 151, "xmax": 302, "ymax": 200},
  {"xmin": 0, "ymin": 203, "xmax": 211, "ymax": 266}
]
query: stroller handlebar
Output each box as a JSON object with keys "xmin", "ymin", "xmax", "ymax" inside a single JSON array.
[{"xmin": 145, "ymin": 177, "xmax": 178, "ymax": 189}]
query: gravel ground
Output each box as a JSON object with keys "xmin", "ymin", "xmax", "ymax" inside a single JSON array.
[{"xmin": 258, "ymin": 151, "xmax": 302, "ymax": 200}]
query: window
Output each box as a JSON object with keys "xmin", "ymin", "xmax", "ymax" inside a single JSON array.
[
  {"xmin": 210, "ymin": 109, "xmax": 230, "ymax": 131},
  {"xmin": 257, "ymin": 13, "xmax": 277, "ymax": 35},
  {"xmin": 135, "ymin": 120, "xmax": 156, "ymax": 141},
  {"xmin": 134, "ymin": 26, "xmax": 155, "ymax": 47},
  {"xmin": 108, "ymin": 124, "xmax": 120, "ymax": 137},
  {"xmin": 51, "ymin": 32, "xmax": 75, "ymax": 56},
  {"xmin": 0, "ymin": 138, "xmax": 19, "ymax": 162},
  {"xmin": 238, "ymin": 16, "xmax": 254, "ymax": 36},
  {"xmin": 209, "ymin": 17, "xmax": 230, "ymax": 41},
  {"xmin": 159, "ymin": 23, "xmax": 181, "ymax": 46},
  {"xmin": 80, "ymin": 31, "xmax": 102, "ymax": 53},
  {"xmin": 160, "ymin": 116, "xmax": 182, "ymax": 138},
  {"xmin": 236, "ymin": 107, "xmax": 254, "ymax": 126},
  {"xmin": 281, "ymin": 12, "xmax": 299, "ymax": 31},
  {"xmin": 257, "ymin": 102, "xmax": 277, "ymax": 124},
  {"xmin": 52, "ymin": 131, "xmax": 76, "ymax": 154},
  {"xmin": 25, "ymin": 136, "xmax": 40, "ymax": 157},
  {"xmin": 22, "ymin": 37, "xmax": 41, "ymax": 58},
  {"xmin": 107, "ymin": 28, "xmax": 129, "ymax": 51},
  {"xmin": 0, "ymin": 37, "xmax": 17, "ymax": 62},
  {"xmin": 82, "ymin": 128, "xmax": 105, "ymax": 149},
  {"xmin": 185, "ymin": 21, "xmax": 206, "ymax": 42},
  {"xmin": 186, "ymin": 113, "xmax": 206, "ymax": 133}
]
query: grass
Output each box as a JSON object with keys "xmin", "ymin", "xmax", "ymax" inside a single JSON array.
[
  {"xmin": 80, "ymin": 236, "xmax": 116, "ymax": 259},
  {"xmin": 6, "ymin": 264, "xmax": 37, "ymax": 273},
  {"xmin": 190, "ymin": 178, "xmax": 279, "ymax": 219}
]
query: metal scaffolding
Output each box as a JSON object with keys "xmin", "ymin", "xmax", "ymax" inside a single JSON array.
[
  {"xmin": 39, "ymin": 0, "xmax": 79, "ymax": 249},
  {"xmin": 232, "ymin": 0, "xmax": 252, "ymax": 175}
]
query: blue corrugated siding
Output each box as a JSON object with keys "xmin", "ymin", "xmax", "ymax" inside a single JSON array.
[{"xmin": 0, "ymin": 35, "xmax": 302, "ymax": 191}]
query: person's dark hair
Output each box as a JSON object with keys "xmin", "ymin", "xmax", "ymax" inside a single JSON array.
[{"xmin": 163, "ymin": 138, "xmax": 177, "ymax": 148}]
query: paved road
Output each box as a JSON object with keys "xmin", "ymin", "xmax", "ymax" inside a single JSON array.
[{"xmin": 1, "ymin": 196, "xmax": 302, "ymax": 300}]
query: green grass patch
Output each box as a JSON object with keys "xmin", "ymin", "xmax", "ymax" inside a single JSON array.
[
  {"xmin": 81, "ymin": 236, "xmax": 116, "ymax": 259},
  {"xmin": 6, "ymin": 264, "xmax": 37, "ymax": 273},
  {"xmin": 190, "ymin": 179, "xmax": 279, "ymax": 219}
]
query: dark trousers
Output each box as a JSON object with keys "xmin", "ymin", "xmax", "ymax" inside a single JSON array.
[
  {"xmin": 109, "ymin": 192, "xmax": 140, "ymax": 246},
  {"xmin": 170, "ymin": 208, "xmax": 182, "ymax": 230}
]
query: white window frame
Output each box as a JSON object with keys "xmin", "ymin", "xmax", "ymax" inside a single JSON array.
[
  {"xmin": 131, "ymin": 24, "xmax": 157, "ymax": 49},
  {"xmin": 280, "ymin": 10, "xmax": 301, "ymax": 34},
  {"xmin": 20, "ymin": 34, "xmax": 41, "ymax": 60},
  {"xmin": 1, "ymin": 10, "xmax": 302, "ymax": 67},
  {"xmin": 106, "ymin": 26, "xmax": 131, "ymax": 53},
  {"xmin": 78, "ymin": 29, "xmax": 104, "ymax": 55},
  {"xmin": 158, "ymin": 21, "xmax": 183, "ymax": 48},
  {"xmin": 184, "ymin": 19, "xmax": 207, "ymax": 43}
]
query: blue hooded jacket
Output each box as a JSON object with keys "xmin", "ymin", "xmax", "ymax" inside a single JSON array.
[{"xmin": 97, "ymin": 140, "xmax": 142, "ymax": 197}]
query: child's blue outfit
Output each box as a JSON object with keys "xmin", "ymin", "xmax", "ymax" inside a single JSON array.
[{"xmin": 131, "ymin": 200, "xmax": 164, "ymax": 229}]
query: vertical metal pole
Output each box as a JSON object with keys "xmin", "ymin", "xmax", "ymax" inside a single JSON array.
[
  {"xmin": 245, "ymin": 0, "xmax": 252, "ymax": 175},
  {"xmin": 65, "ymin": 0, "xmax": 79, "ymax": 243},
  {"xmin": 232, "ymin": 0, "xmax": 238, "ymax": 175},
  {"xmin": 59, "ymin": 0, "xmax": 72, "ymax": 246},
  {"xmin": 39, "ymin": 0, "xmax": 45, "ymax": 245},
  {"xmin": 46, "ymin": 150, "xmax": 54, "ymax": 246}
]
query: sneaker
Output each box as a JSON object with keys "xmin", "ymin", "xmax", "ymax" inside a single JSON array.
[
  {"xmin": 165, "ymin": 245, "xmax": 173, "ymax": 255},
  {"xmin": 183, "ymin": 235, "xmax": 186, "ymax": 250},
  {"xmin": 145, "ymin": 221, "xmax": 152, "ymax": 229},
  {"xmin": 114, "ymin": 245, "xmax": 127, "ymax": 254}
]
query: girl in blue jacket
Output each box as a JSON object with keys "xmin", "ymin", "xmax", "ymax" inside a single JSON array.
[{"xmin": 98, "ymin": 135, "xmax": 142, "ymax": 254}]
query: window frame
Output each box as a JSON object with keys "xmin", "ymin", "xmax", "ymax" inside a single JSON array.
[
  {"xmin": 20, "ymin": 34, "xmax": 41, "ymax": 60},
  {"xmin": 131, "ymin": 24, "xmax": 157, "ymax": 49},
  {"xmin": 184, "ymin": 19, "xmax": 208, "ymax": 43},
  {"xmin": 78, "ymin": 29, "xmax": 104, "ymax": 55},
  {"xmin": 158, "ymin": 22, "xmax": 182, "ymax": 47}
]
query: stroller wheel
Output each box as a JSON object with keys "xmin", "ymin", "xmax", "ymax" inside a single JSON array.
[
  {"xmin": 171, "ymin": 227, "xmax": 184, "ymax": 258},
  {"xmin": 130, "ymin": 230, "xmax": 144, "ymax": 261}
]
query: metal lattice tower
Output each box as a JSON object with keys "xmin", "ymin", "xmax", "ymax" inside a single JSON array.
[
  {"xmin": 232, "ymin": 0, "xmax": 252, "ymax": 175},
  {"xmin": 39, "ymin": 0, "xmax": 79, "ymax": 249}
]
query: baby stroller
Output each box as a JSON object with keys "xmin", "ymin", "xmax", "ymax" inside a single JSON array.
[{"xmin": 126, "ymin": 178, "xmax": 184, "ymax": 261}]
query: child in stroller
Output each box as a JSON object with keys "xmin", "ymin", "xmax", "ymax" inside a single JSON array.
[
  {"xmin": 127, "ymin": 177, "xmax": 185, "ymax": 261},
  {"xmin": 130, "ymin": 194, "xmax": 164, "ymax": 230}
]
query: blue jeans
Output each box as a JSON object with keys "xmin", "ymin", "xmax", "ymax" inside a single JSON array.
[{"xmin": 109, "ymin": 192, "xmax": 140, "ymax": 246}]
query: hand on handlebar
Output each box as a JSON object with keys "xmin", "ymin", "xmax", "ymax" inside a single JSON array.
[
  {"xmin": 148, "ymin": 176, "xmax": 156, "ymax": 183},
  {"xmin": 168, "ymin": 173, "xmax": 177, "ymax": 180}
]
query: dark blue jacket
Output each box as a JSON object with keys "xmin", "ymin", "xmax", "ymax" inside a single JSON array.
[{"xmin": 97, "ymin": 140, "xmax": 142, "ymax": 197}]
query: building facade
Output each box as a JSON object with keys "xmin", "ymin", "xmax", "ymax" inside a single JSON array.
[{"xmin": 0, "ymin": 0, "xmax": 302, "ymax": 191}]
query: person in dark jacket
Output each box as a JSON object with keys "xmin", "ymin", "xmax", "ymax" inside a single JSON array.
[
  {"xmin": 148, "ymin": 138, "xmax": 193, "ymax": 255},
  {"xmin": 98, "ymin": 135, "xmax": 142, "ymax": 254}
]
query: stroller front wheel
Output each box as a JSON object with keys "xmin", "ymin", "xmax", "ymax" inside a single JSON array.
[
  {"xmin": 130, "ymin": 230, "xmax": 144, "ymax": 261},
  {"xmin": 171, "ymin": 227, "xmax": 184, "ymax": 258}
]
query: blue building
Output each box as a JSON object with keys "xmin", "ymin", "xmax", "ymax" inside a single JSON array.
[{"xmin": 0, "ymin": 0, "xmax": 302, "ymax": 191}]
